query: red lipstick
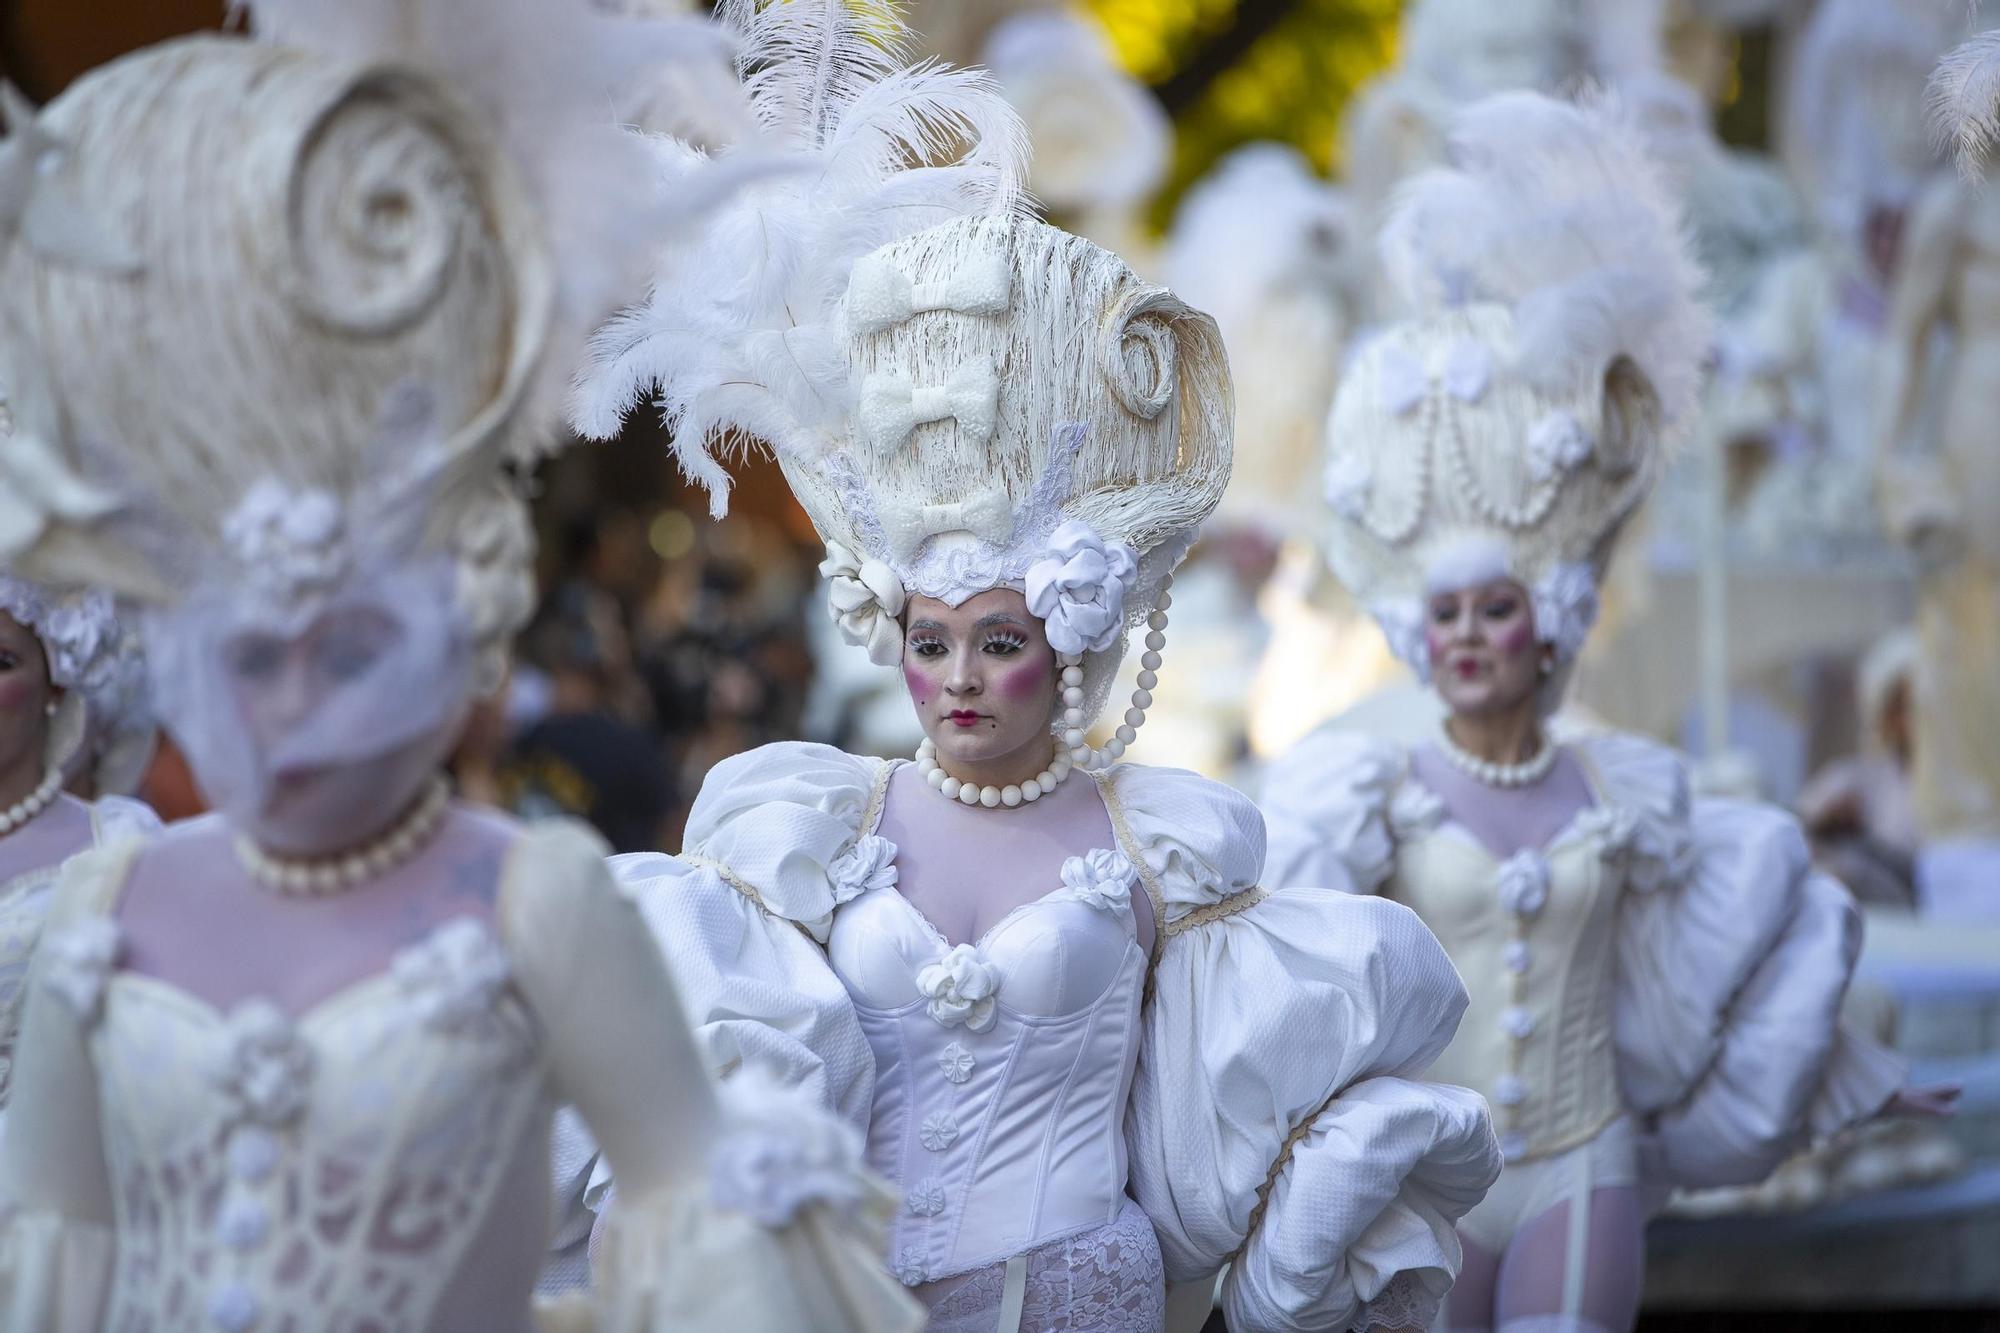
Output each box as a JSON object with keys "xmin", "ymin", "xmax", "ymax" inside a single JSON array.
[{"xmin": 946, "ymin": 710, "xmax": 983, "ymax": 728}]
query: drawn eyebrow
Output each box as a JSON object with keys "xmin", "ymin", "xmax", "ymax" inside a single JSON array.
[
  {"xmin": 974, "ymin": 613, "xmax": 1028, "ymax": 631},
  {"xmin": 907, "ymin": 619, "xmax": 947, "ymax": 634}
]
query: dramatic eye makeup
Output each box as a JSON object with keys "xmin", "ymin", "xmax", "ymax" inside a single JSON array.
[
  {"xmin": 1480, "ymin": 596, "xmax": 1519, "ymax": 621},
  {"xmin": 906, "ymin": 619, "xmax": 949, "ymax": 659},
  {"xmin": 983, "ymin": 629, "xmax": 1028, "ymax": 656}
]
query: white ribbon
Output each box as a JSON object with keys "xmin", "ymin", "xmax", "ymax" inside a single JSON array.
[
  {"xmin": 1375, "ymin": 338, "xmax": 1493, "ymax": 416},
  {"xmin": 819, "ymin": 539, "xmax": 907, "ymax": 666},
  {"xmin": 845, "ymin": 250, "xmax": 1012, "ymax": 336},
  {"xmin": 875, "ymin": 488, "xmax": 1014, "ymax": 562},
  {"xmin": 857, "ymin": 358, "xmax": 1001, "ymax": 455}
]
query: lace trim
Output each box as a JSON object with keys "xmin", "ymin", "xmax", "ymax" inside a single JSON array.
[
  {"xmin": 862, "ymin": 757, "xmax": 896, "ymax": 838},
  {"xmin": 1163, "ymin": 887, "xmax": 1269, "ymax": 938},
  {"xmin": 680, "ymin": 855, "xmax": 818, "ymax": 942},
  {"xmin": 1228, "ymin": 1087, "xmax": 1342, "ymax": 1266}
]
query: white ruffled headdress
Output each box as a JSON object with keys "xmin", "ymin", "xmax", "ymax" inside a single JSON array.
[
  {"xmin": 1321, "ymin": 91, "xmax": 1709, "ymax": 707},
  {"xmin": 0, "ymin": 3, "xmax": 735, "ymax": 818},
  {"xmin": 573, "ymin": 1, "xmax": 1232, "ymax": 765}
]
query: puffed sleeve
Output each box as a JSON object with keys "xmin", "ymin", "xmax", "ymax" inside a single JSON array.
[
  {"xmin": 0, "ymin": 841, "xmax": 142, "ymax": 1333},
  {"xmin": 1596, "ymin": 733, "xmax": 1905, "ymax": 1194},
  {"xmin": 1114, "ymin": 765, "xmax": 1499, "ymax": 1333},
  {"xmin": 504, "ymin": 819, "xmax": 920, "ymax": 1333},
  {"xmin": 613, "ymin": 740, "xmax": 889, "ymax": 1126},
  {"xmin": 1261, "ymin": 727, "xmax": 1415, "ymax": 895}
]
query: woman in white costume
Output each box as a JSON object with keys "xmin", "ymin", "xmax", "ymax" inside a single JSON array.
[
  {"xmin": 1263, "ymin": 92, "xmax": 1930, "ymax": 1333},
  {"xmin": 0, "ymin": 7, "xmax": 919, "ymax": 1330},
  {"xmin": 0, "ymin": 581, "xmax": 159, "ymax": 1115},
  {"xmin": 575, "ymin": 16, "xmax": 1502, "ymax": 1316}
]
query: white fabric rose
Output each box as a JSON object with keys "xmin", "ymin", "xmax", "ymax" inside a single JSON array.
[
  {"xmin": 820, "ymin": 540, "xmax": 908, "ymax": 666},
  {"xmin": 39, "ymin": 918, "xmax": 123, "ymax": 1024},
  {"xmin": 919, "ymin": 1111, "xmax": 959, "ymax": 1152},
  {"xmin": 1492, "ymin": 1074, "xmax": 1528, "ymax": 1108},
  {"xmin": 936, "ymin": 1041, "xmax": 975, "ymax": 1084},
  {"xmin": 905, "ymin": 1178, "xmax": 947, "ymax": 1217},
  {"xmin": 392, "ymin": 919, "xmax": 513, "ymax": 1036},
  {"xmin": 1495, "ymin": 850, "xmax": 1552, "ymax": 920},
  {"xmin": 1574, "ymin": 804, "xmax": 1638, "ymax": 862},
  {"xmin": 916, "ymin": 944, "xmax": 1001, "ymax": 1032},
  {"xmin": 1531, "ymin": 562, "xmax": 1600, "ymax": 666},
  {"xmin": 1387, "ymin": 781, "xmax": 1446, "ymax": 840},
  {"xmin": 710, "ymin": 1070, "xmax": 869, "ymax": 1228},
  {"xmin": 895, "ymin": 1246, "xmax": 927, "ymax": 1287},
  {"xmin": 223, "ymin": 478, "xmax": 353, "ymax": 608},
  {"xmin": 211, "ymin": 1000, "xmax": 313, "ymax": 1128},
  {"xmin": 1023, "ymin": 520, "xmax": 1138, "ymax": 657},
  {"xmin": 1502, "ymin": 939, "xmax": 1532, "ymax": 974},
  {"xmin": 829, "ymin": 834, "xmax": 898, "ymax": 906},
  {"xmin": 1059, "ymin": 848, "xmax": 1136, "ymax": 913},
  {"xmin": 1626, "ymin": 814, "xmax": 1694, "ymax": 894},
  {"xmin": 1500, "ymin": 1006, "xmax": 1537, "ymax": 1040}
]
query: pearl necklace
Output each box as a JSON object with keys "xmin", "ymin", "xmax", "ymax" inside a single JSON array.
[
  {"xmin": 235, "ymin": 776, "xmax": 452, "ymax": 897},
  {"xmin": 916, "ymin": 739, "xmax": 1071, "ymax": 809},
  {"xmin": 1434, "ymin": 724, "xmax": 1559, "ymax": 789},
  {"xmin": 0, "ymin": 768, "xmax": 63, "ymax": 837}
]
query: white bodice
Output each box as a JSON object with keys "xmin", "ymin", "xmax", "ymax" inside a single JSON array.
[
  {"xmin": 826, "ymin": 849, "xmax": 1145, "ymax": 1286},
  {"xmin": 79, "ymin": 918, "xmax": 552, "ymax": 1333},
  {"xmin": 1389, "ymin": 801, "xmax": 1630, "ymax": 1163}
]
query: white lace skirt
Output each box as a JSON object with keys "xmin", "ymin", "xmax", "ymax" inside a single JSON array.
[{"xmin": 922, "ymin": 1198, "xmax": 1166, "ymax": 1333}]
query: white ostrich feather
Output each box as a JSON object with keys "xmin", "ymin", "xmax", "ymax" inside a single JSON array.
[
  {"xmin": 568, "ymin": 0, "xmax": 1029, "ymax": 516},
  {"xmin": 237, "ymin": 0, "xmax": 742, "ymax": 457},
  {"xmin": 1929, "ymin": 29, "xmax": 2000, "ymax": 179},
  {"xmin": 1381, "ymin": 90, "xmax": 1711, "ymax": 433}
]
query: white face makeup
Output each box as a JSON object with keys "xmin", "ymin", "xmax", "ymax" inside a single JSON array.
[
  {"xmin": 1423, "ymin": 576, "xmax": 1548, "ymax": 719},
  {"xmin": 901, "ymin": 588, "xmax": 1060, "ymax": 781},
  {"xmin": 146, "ymin": 557, "xmax": 477, "ymax": 856}
]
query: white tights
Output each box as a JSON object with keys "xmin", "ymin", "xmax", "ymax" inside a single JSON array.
[{"xmin": 1434, "ymin": 1184, "xmax": 1644, "ymax": 1333}]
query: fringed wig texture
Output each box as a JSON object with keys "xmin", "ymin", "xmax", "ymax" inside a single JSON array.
[
  {"xmin": 0, "ymin": 38, "xmax": 546, "ymax": 643},
  {"xmin": 789, "ymin": 214, "xmax": 1232, "ymax": 729},
  {"xmin": 1321, "ymin": 91, "xmax": 1709, "ymax": 699}
]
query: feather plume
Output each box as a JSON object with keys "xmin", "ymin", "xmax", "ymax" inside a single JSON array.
[
  {"xmin": 1930, "ymin": 29, "xmax": 2000, "ymax": 179},
  {"xmin": 568, "ymin": 0, "xmax": 1029, "ymax": 516},
  {"xmin": 236, "ymin": 0, "xmax": 744, "ymax": 460},
  {"xmin": 1380, "ymin": 89, "xmax": 1711, "ymax": 436}
]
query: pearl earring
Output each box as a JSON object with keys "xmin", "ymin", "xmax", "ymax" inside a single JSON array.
[
  {"xmin": 1538, "ymin": 657, "xmax": 1554, "ymax": 677},
  {"xmin": 42, "ymin": 700, "xmax": 57, "ymax": 717}
]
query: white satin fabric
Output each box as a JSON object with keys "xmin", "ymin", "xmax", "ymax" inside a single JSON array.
[
  {"xmin": 1263, "ymin": 726, "xmax": 1907, "ymax": 1199},
  {"xmin": 609, "ymin": 741, "xmax": 1500, "ymax": 1332}
]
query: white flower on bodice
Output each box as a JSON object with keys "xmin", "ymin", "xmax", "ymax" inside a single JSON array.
[
  {"xmin": 830, "ymin": 834, "xmax": 898, "ymax": 907},
  {"xmin": 39, "ymin": 918, "xmax": 123, "ymax": 1024},
  {"xmin": 916, "ymin": 944, "xmax": 1001, "ymax": 1032},
  {"xmin": 1573, "ymin": 804, "xmax": 1638, "ymax": 862},
  {"xmin": 1626, "ymin": 813, "xmax": 1694, "ymax": 893},
  {"xmin": 1387, "ymin": 781, "xmax": 1447, "ymax": 840},
  {"xmin": 1060, "ymin": 848, "xmax": 1135, "ymax": 913},
  {"xmin": 710, "ymin": 1071, "xmax": 869, "ymax": 1228},
  {"xmin": 211, "ymin": 1000, "xmax": 313, "ymax": 1128},
  {"xmin": 1495, "ymin": 850, "xmax": 1552, "ymax": 920},
  {"xmin": 392, "ymin": 918, "xmax": 514, "ymax": 1039}
]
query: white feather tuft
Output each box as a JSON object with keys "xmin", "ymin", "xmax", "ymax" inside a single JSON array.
[
  {"xmin": 567, "ymin": 0, "xmax": 1029, "ymax": 510},
  {"xmin": 1380, "ymin": 89, "xmax": 1711, "ymax": 436},
  {"xmin": 1929, "ymin": 30, "xmax": 2000, "ymax": 180}
]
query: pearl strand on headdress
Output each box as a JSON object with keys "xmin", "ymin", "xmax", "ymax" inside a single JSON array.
[
  {"xmin": 1058, "ymin": 570, "xmax": 1175, "ymax": 771},
  {"xmin": 916, "ymin": 738, "xmax": 1072, "ymax": 809},
  {"xmin": 1433, "ymin": 723, "xmax": 1559, "ymax": 789},
  {"xmin": 0, "ymin": 768, "xmax": 64, "ymax": 837},
  {"xmin": 235, "ymin": 776, "xmax": 452, "ymax": 897}
]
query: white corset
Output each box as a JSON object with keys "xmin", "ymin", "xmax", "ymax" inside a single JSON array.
[{"xmin": 826, "ymin": 849, "xmax": 1145, "ymax": 1287}]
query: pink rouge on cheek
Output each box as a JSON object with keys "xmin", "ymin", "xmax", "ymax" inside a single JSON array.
[
  {"xmin": 993, "ymin": 657, "xmax": 1052, "ymax": 703},
  {"xmin": 902, "ymin": 662, "xmax": 933, "ymax": 707},
  {"xmin": 1492, "ymin": 619, "xmax": 1536, "ymax": 660},
  {"xmin": 0, "ymin": 673, "xmax": 39, "ymax": 714}
]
